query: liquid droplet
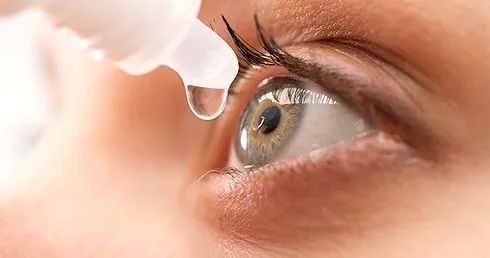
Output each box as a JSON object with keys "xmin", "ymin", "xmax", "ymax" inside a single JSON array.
[{"xmin": 185, "ymin": 85, "xmax": 229, "ymax": 120}]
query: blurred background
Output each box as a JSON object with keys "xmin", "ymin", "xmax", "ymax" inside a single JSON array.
[{"xmin": 0, "ymin": 10, "xmax": 52, "ymax": 175}]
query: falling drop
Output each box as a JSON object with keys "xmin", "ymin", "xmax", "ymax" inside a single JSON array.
[{"xmin": 185, "ymin": 85, "xmax": 229, "ymax": 120}]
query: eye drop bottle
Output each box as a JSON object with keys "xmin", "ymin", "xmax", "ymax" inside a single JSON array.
[{"xmin": 2, "ymin": 0, "xmax": 239, "ymax": 120}]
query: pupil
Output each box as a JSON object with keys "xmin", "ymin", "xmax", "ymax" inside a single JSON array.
[{"xmin": 256, "ymin": 106, "xmax": 281, "ymax": 134}]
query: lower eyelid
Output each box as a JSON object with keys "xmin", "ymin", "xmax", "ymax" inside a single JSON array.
[
  {"xmin": 187, "ymin": 132, "xmax": 429, "ymax": 245},
  {"xmin": 195, "ymin": 132, "xmax": 420, "ymax": 200}
]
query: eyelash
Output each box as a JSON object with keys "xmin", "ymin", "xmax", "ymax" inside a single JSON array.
[
  {"xmin": 222, "ymin": 15, "xmax": 301, "ymax": 82},
  {"xmin": 271, "ymin": 86, "xmax": 336, "ymax": 104},
  {"xmin": 254, "ymin": 80, "xmax": 338, "ymax": 105}
]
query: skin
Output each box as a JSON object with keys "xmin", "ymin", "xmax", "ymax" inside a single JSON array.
[{"xmin": 1, "ymin": 0, "xmax": 490, "ymax": 257}]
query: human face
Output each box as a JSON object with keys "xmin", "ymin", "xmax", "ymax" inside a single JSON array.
[{"xmin": 1, "ymin": 1, "xmax": 490, "ymax": 257}]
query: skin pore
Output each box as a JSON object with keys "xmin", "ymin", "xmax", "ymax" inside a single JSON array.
[{"xmin": 1, "ymin": 0, "xmax": 490, "ymax": 257}]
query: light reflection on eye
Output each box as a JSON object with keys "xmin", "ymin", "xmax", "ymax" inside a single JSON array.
[{"xmin": 234, "ymin": 76, "xmax": 372, "ymax": 168}]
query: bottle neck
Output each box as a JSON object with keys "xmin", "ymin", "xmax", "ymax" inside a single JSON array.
[{"xmin": 165, "ymin": 18, "xmax": 239, "ymax": 90}]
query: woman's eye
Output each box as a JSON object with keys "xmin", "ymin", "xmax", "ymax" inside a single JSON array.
[{"xmin": 234, "ymin": 76, "xmax": 373, "ymax": 168}]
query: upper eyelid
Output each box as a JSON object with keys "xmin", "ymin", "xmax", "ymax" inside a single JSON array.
[{"xmin": 224, "ymin": 16, "xmax": 367, "ymax": 102}]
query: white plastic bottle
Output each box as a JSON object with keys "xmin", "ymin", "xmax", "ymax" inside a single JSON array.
[{"xmin": 2, "ymin": 0, "xmax": 239, "ymax": 120}]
